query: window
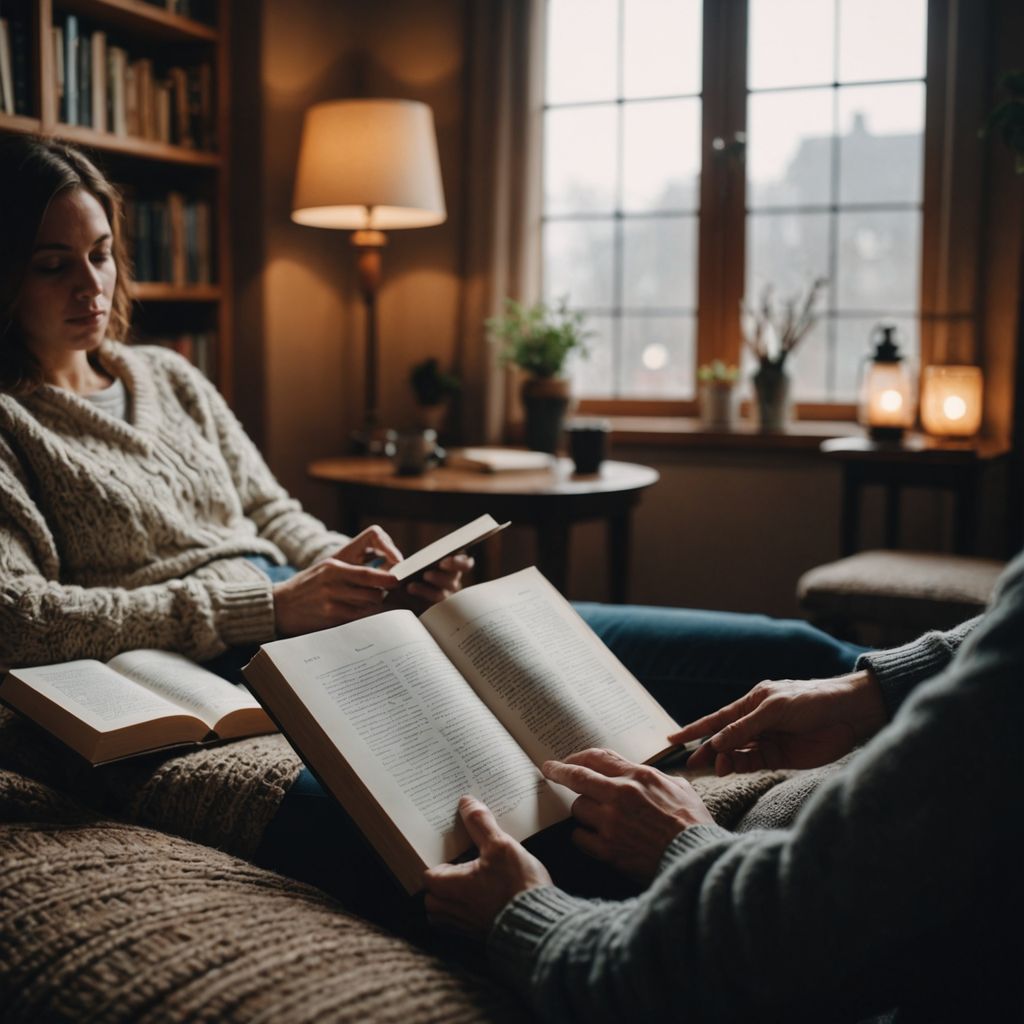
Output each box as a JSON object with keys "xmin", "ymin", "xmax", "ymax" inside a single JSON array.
[{"xmin": 541, "ymin": 0, "xmax": 930, "ymax": 411}]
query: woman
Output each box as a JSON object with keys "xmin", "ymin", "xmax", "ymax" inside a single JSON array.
[{"xmin": 0, "ymin": 135, "xmax": 472, "ymax": 673}]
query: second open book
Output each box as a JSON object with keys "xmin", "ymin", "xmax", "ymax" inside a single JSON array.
[{"xmin": 243, "ymin": 566, "xmax": 679, "ymax": 893}]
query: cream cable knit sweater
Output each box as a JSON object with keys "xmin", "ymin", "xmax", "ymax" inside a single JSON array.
[{"xmin": 0, "ymin": 342, "xmax": 348, "ymax": 667}]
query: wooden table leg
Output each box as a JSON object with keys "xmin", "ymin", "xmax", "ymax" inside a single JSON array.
[
  {"xmin": 840, "ymin": 471, "xmax": 859, "ymax": 556},
  {"xmin": 536, "ymin": 521, "xmax": 570, "ymax": 594},
  {"xmin": 340, "ymin": 492, "xmax": 362, "ymax": 538},
  {"xmin": 884, "ymin": 483, "xmax": 901, "ymax": 549},
  {"xmin": 608, "ymin": 512, "xmax": 631, "ymax": 603}
]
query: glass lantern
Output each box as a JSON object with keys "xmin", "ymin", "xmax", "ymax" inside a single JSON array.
[{"xmin": 858, "ymin": 325, "xmax": 915, "ymax": 442}]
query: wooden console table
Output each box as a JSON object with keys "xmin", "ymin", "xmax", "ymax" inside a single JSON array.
[{"xmin": 307, "ymin": 457, "xmax": 660, "ymax": 601}]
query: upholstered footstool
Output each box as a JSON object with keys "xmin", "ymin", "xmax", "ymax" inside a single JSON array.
[{"xmin": 797, "ymin": 549, "xmax": 1004, "ymax": 645}]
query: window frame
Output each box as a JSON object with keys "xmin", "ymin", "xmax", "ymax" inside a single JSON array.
[{"xmin": 536, "ymin": 0, "xmax": 965, "ymax": 424}]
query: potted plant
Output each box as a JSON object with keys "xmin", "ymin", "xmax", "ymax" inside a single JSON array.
[
  {"xmin": 409, "ymin": 357, "xmax": 460, "ymax": 432},
  {"xmin": 697, "ymin": 360, "xmax": 740, "ymax": 430},
  {"xmin": 740, "ymin": 277, "xmax": 827, "ymax": 432},
  {"xmin": 486, "ymin": 297, "xmax": 590, "ymax": 453}
]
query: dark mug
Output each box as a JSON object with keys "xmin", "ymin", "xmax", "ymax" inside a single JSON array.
[
  {"xmin": 392, "ymin": 429, "xmax": 445, "ymax": 476},
  {"xmin": 566, "ymin": 418, "xmax": 610, "ymax": 475}
]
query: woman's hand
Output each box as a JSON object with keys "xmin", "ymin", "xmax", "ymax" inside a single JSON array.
[
  {"xmin": 543, "ymin": 748, "xmax": 714, "ymax": 880},
  {"xmin": 672, "ymin": 669, "xmax": 888, "ymax": 775},
  {"xmin": 395, "ymin": 553, "xmax": 475, "ymax": 612},
  {"xmin": 423, "ymin": 796, "xmax": 552, "ymax": 937},
  {"xmin": 272, "ymin": 525, "xmax": 402, "ymax": 636}
]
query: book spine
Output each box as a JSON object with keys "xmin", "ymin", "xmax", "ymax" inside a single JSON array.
[
  {"xmin": 124, "ymin": 60, "xmax": 139, "ymax": 136},
  {"xmin": 10, "ymin": 8, "xmax": 30, "ymax": 116},
  {"xmin": 109, "ymin": 47, "xmax": 127, "ymax": 136},
  {"xmin": 91, "ymin": 30, "xmax": 107, "ymax": 133},
  {"xmin": 63, "ymin": 15, "xmax": 78, "ymax": 125},
  {"xmin": 167, "ymin": 191, "xmax": 186, "ymax": 285},
  {"xmin": 52, "ymin": 26, "xmax": 64, "ymax": 120},
  {"xmin": 0, "ymin": 20, "xmax": 13, "ymax": 117},
  {"xmin": 77, "ymin": 28, "xmax": 91, "ymax": 128}
]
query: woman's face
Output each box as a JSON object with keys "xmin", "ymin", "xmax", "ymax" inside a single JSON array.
[{"xmin": 15, "ymin": 188, "xmax": 117, "ymax": 362}]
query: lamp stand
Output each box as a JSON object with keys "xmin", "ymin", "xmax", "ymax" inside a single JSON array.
[{"xmin": 349, "ymin": 229, "xmax": 394, "ymax": 455}]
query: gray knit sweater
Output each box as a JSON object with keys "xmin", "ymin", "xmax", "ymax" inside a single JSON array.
[
  {"xmin": 490, "ymin": 559, "xmax": 1023, "ymax": 1022},
  {"xmin": 0, "ymin": 342, "xmax": 347, "ymax": 668}
]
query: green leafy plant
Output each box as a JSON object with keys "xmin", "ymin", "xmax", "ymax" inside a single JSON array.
[
  {"xmin": 697, "ymin": 360, "xmax": 740, "ymax": 384},
  {"xmin": 409, "ymin": 358, "xmax": 460, "ymax": 406},
  {"xmin": 981, "ymin": 70, "xmax": 1024, "ymax": 174},
  {"xmin": 486, "ymin": 297, "xmax": 591, "ymax": 379}
]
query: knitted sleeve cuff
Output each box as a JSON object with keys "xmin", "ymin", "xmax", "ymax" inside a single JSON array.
[
  {"xmin": 855, "ymin": 616, "xmax": 981, "ymax": 716},
  {"xmin": 211, "ymin": 579, "xmax": 277, "ymax": 647},
  {"xmin": 489, "ymin": 885, "xmax": 590, "ymax": 992},
  {"xmin": 659, "ymin": 823, "xmax": 734, "ymax": 874}
]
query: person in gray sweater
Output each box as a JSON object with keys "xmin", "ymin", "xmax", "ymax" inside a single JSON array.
[{"xmin": 424, "ymin": 558, "xmax": 1021, "ymax": 1022}]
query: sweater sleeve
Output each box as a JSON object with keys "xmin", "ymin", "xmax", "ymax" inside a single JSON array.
[
  {"xmin": 163, "ymin": 351, "xmax": 350, "ymax": 568},
  {"xmin": 488, "ymin": 555, "xmax": 1024, "ymax": 1024},
  {"xmin": 855, "ymin": 615, "xmax": 981, "ymax": 716},
  {"xmin": 0, "ymin": 450, "xmax": 275, "ymax": 667}
]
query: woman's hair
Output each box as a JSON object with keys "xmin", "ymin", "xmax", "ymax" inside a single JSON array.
[{"xmin": 0, "ymin": 134, "xmax": 133, "ymax": 394}]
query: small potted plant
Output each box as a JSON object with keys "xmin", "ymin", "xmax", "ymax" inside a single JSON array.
[
  {"xmin": 697, "ymin": 360, "xmax": 740, "ymax": 430},
  {"xmin": 740, "ymin": 277, "xmax": 827, "ymax": 432},
  {"xmin": 409, "ymin": 357, "xmax": 460, "ymax": 432},
  {"xmin": 486, "ymin": 297, "xmax": 590, "ymax": 453}
]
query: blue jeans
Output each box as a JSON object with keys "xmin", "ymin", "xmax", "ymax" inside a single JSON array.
[{"xmin": 222, "ymin": 558, "xmax": 867, "ymax": 920}]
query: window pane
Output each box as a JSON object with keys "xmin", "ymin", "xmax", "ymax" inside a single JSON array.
[
  {"xmin": 786, "ymin": 318, "xmax": 830, "ymax": 401},
  {"xmin": 834, "ymin": 316, "xmax": 918, "ymax": 401},
  {"xmin": 546, "ymin": 0, "xmax": 618, "ymax": 104},
  {"xmin": 620, "ymin": 315, "xmax": 695, "ymax": 396},
  {"xmin": 838, "ymin": 83, "xmax": 925, "ymax": 204},
  {"xmin": 622, "ymin": 98, "xmax": 701, "ymax": 211},
  {"xmin": 747, "ymin": 211, "xmax": 830, "ymax": 302},
  {"xmin": 748, "ymin": 0, "xmax": 835, "ymax": 90},
  {"xmin": 836, "ymin": 210, "xmax": 920, "ymax": 312},
  {"xmin": 543, "ymin": 219, "xmax": 615, "ymax": 309},
  {"xmin": 623, "ymin": 0, "xmax": 702, "ymax": 98},
  {"xmin": 623, "ymin": 216, "xmax": 697, "ymax": 310},
  {"xmin": 747, "ymin": 89, "xmax": 833, "ymax": 208},
  {"xmin": 838, "ymin": 0, "xmax": 927, "ymax": 83},
  {"xmin": 568, "ymin": 314, "xmax": 615, "ymax": 397},
  {"xmin": 544, "ymin": 106, "xmax": 618, "ymax": 214}
]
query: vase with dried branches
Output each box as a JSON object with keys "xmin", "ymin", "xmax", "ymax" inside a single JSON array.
[{"xmin": 740, "ymin": 277, "xmax": 827, "ymax": 432}]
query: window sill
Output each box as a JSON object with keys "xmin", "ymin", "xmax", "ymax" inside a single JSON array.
[{"xmin": 605, "ymin": 416, "xmax": 863, "ymax": 452}]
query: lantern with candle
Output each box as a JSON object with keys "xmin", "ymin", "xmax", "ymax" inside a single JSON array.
[
  {"xmin": 920, "ymin": 365, "xmax": 984, "ymax": 438},
  {"xmin": 858, "ymin": 325, "xmax": 915, "ymax": 442}
]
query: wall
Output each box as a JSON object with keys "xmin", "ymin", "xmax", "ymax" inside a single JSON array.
[{"xmin": 233, "ymin": 0, "xmax": 1015, "ymax": 621}]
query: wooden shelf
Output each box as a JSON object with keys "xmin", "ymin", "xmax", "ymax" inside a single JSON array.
[
  {"xmin": 52, "ymin": 123, "xmax": 220, "ymax": 166},
  {"xmin": 0, "ymin": 114, "xmax": 44, "ymax": 135},
  {"xmin": 132, "ymin": 282, "xmax": 221, "ymax": 302},
  {"xmin": 53, "ymin": 0, "xmax": 218, "ymax": 42}
]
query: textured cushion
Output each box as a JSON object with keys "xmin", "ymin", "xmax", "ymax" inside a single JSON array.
[
  {"xmin": 797, "ymin": 549, "xmax": 1004, "ymax": 631},
  {"xmin": 0, "ymin": 772, "xmax": 522, "ymax": 1024}
]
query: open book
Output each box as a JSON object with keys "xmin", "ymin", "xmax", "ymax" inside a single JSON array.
[
  {"xmin": 243, "ymin": 567, "xmax": 680, "ymax": 893},
  {"xmin": 445, "ymin": 447, "xmax": 555, "ymax": 473},
  {"xmin": 0, "ymin": 650, "xmax": 276, "ymax": 765}
]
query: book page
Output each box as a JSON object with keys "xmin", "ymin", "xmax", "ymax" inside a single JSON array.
[
  {"xmin": 7, "ymin": 660, "xmax": 183, "ymax": 731},
  {"xmin": 109, "ymin": 649, "xmax": 265, "ymax": 731},
  {"xmin": 255, "ymin": 609, "xmax": 570, "ymax": 868},
  {"xmin": 422, "ymin": 567, "xmax": 679, "ymax": 767}
]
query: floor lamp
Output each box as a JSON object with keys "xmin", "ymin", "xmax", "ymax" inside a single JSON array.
[{"xmin": 291, "ymin": 98, "xmax": 447, "ymax": 453}]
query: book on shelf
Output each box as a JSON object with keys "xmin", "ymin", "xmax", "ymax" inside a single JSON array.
[
  {"xmin": 124, "ymin": 194, "xmax": 212, "ymax": 286},
  {"xmin": 63, "ymin": 14, "xmax": 78, "ymax": 125},
  {"xmin": 143, "ymin": 332, "xmax": 216, "ymax": 378},
  {"xmin": 0, "ymin": 19, "xmax": 14, "ymax": 117},
  {"xmin": 243, "ymin": 565, "xmax": 681, "ymax": 893},
  {"xmin": 446, "ymin": 447, "xmax": 556, "ymax": 473},
  {"xmin": 90, "ymin": 30, "xmax": 107, "ymax": 133},
  {"xmin": 0, "ymin": 649, "xmax": 276, "ymax": 766}
]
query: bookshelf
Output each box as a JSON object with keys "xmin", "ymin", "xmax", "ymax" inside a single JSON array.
[{"xmin": 0, "ymin": 0, "xmax": 233, "ymax": 402}]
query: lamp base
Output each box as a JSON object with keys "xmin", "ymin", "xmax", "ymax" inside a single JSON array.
[{"xmin": 351, "ymin": 425, "xmax": 397, "ymax": 457}]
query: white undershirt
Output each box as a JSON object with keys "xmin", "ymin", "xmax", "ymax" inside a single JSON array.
[{"xmin": 82, "ymin": 376, "xmax": 128, "ymax": 420}]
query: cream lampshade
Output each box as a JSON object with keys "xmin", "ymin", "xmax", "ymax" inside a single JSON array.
[
  {"xmin": 291, "ymin": 98, "xmax": 446, "ymax": 453},
  {"xmin": 920, "ymin": 365, "xmax": 984, "ymax": 438}
]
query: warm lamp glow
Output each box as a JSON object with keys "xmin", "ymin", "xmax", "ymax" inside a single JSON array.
[
  {"xmin": 879, "ymin": 389, "xmax": 903, "ymax": 413},
  {"xmin": 859, "ymin": 363, "xmax": 915, "ymax": 439},
  {"xmin": 921, "ymin": 365, "xmax": 983, "ymax": 438},
  {"xmin": 291, "ymin": 99, "xmax": 446, "ymax": 229}
]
